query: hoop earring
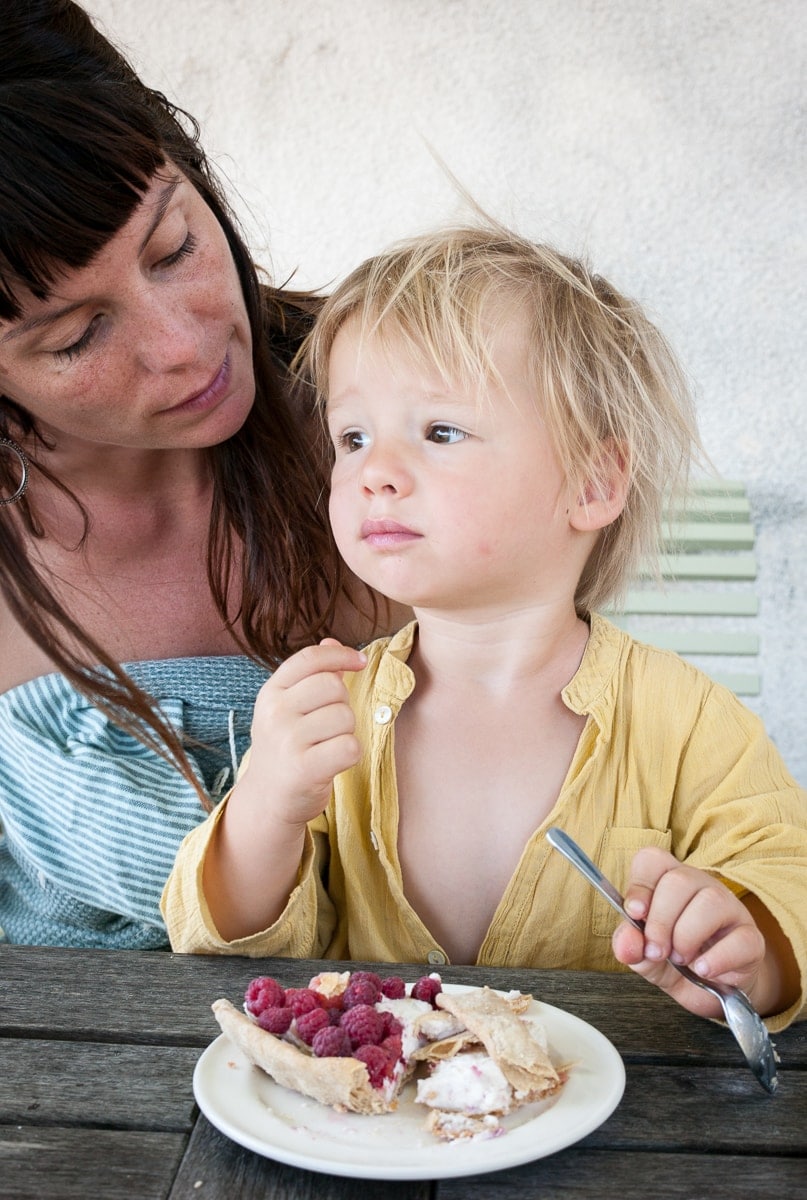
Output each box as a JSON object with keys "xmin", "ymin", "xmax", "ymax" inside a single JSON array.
[{"xmin": 0, "ymin": 437, "xmax": 29, "ymax": 505}]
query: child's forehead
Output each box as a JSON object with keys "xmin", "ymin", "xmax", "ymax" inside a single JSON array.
[
  {"xmin": 328, "ymin": 300, "xmax": 532, "ymax": 384},
  {"xmin": 326, "ymin": 307, "xmax": 538, "ymax": 421}
]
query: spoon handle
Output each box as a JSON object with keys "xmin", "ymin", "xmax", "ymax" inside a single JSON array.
[{"xmin": 546, "ymin": 827, "xmax": 645, "ymax": 932}]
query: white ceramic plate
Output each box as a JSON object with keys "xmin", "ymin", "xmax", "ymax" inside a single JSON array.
[{"xmin": 193, "ymin": 983, "xmax": 625, "ymax": 1181}]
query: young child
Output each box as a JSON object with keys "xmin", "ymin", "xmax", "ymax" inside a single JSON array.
[{"xmin": 163, "ymin": 227, "xmax": 807, "ymax": 1030}]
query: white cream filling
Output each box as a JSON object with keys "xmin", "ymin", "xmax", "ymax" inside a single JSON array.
[
  {"xmin": 415, "ymin": 1050, "xmax": 513, "ymax": 1115},
  {"xmin": 375, "ymin": 996, "xmax": 433, "ymax": 1061}
]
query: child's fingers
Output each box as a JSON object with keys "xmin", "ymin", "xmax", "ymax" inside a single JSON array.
[
  {"xmin": 622, "ymin": 845, "xmax": 680, "ymax": 922},
  {"xmin": 641, "ymin": 866, "xmax": 754, "ymax": 969},
  {"xmin": 302, "ymin": 731, "xmax": 363, "ymax": 787},
  {"xmin": 276, "ymin": 669, "xmax": 355, "ymax": 721},
  {"xmin": 250, "ymin": 643, "xmax": 365, "ymax": 732},
  {"xmin": 269, "ymin": 641, "xmax": 367, "ymax": 691},
  {"xmin": 684, "ymin": 919, "xmax": 765, "ymax": 987},
  {"xmin": 611, "ymin": 919, "xmax": 646, "ymax": 966}
]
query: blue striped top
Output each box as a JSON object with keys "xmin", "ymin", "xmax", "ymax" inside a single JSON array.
[{"xmin": 0, "ymin": 655, "xmax": 270, "ymax": 948}]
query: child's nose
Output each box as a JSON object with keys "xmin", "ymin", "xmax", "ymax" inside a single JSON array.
[{"xmin": 360, "ymin": 441, "xmax": 413, "ymax": 497}]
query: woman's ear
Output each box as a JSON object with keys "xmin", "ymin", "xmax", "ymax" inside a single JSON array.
[{"xmin": 568, "ymin": 441, "xmax": 629, "ymax": 532}]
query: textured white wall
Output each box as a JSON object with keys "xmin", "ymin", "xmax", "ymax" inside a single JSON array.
[{"xmin": 85, "ymin": 0, "xmax": 806, "ymax": 784}]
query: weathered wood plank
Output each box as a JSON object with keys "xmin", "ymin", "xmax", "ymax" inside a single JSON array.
[
  {"xmin": 2, "ymin": 949, "xmax": 805, "ymax": 1067},
  {"xmin": 169, "ymin": 1115, "xmax": 431, "ymax": 1199},
  {"xmin": 585, "ymin": 1063, "xmax": 806, "ymax": 1154},
  {"xmin": 0, "ymin": 1127, "xmax": 185, "ymax": 1200},
  {"xmin": 0, "ymin": 1039, "xmax": 198, "ymax": 1129},
  {"xmin": 437, "ymin": 1149, "xmax": 807, "ymax": 1200}
]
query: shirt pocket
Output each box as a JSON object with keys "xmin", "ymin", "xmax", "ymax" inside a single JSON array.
[{"xmin": 592, "ymin": 826, "xmax": 672, "ymax": 938}]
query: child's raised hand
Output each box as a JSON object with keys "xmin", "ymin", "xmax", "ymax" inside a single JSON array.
[
  {"xmin": 611, "ymin": 846, "xmax": 766, "ymax": 1019},
  {"xmin": 236, "ymin": 638, "xmax": 367, "ymax": 827}
]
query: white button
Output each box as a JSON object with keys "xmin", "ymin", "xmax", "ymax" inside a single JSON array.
[
  {"xmin": 374, "ymin": 704, "xmax": 393, "ymax": 725},
  {"xmin": 427, "ymin": 949, "xmax": 446, "ymax": 965},
  {"xmin": 38, "ymin": 870, "xmax": 48, "ymax": 889}
]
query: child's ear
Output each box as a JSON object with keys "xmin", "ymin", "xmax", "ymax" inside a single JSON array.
[{"xmin": 568, "ymin": 441, "xmax": 629, "ymax": 532}]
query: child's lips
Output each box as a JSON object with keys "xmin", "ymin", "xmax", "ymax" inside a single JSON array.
[{"xmin": 360, "ymin": 519, "xmax": 421, "ymax": 548}]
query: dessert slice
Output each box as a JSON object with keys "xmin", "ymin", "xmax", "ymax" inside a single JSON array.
[
  {"xmin": 212, "ymin": 998, "xmax": 401, "ymax": 1114},
  {"xmin": 209, "ymin": 973, "xmax": 567, "ymax": 1139},
  {"xmin": 211, "ymin": 970, "xmax": 439, "ymax": 1115},
  {"xmin": 432, "ymin": 985, "xmax": 563, "ymax": 1101},
  {"xmin": 412, "ymin": 986, "xmax": 564, "ymax": 1138}
]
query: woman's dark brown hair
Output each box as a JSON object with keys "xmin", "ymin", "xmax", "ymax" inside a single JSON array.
[{"xmin": 0, "ymin": 0, "xmax": 355, "ymax": 800}]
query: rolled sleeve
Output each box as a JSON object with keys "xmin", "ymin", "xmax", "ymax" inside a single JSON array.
[{"xmin": 161, "ymin": 797, "xmax": 334, "ymax": 957}]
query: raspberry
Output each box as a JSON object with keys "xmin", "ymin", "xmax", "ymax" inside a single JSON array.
[
  {"xmin": 353, "ymin": 1044, "xmax": 391, "ymax": 1088},
  {"xmin": 311, "ymin": 1025, "xmax": 353, "ymax": 1058},
  {"xmin": 379, "ymin": 1011, "xmax": 403, "ymax": 1039},
  {"xmin": 380, "ymin": 1033, "xmax": 403, "ymax": 1062},
  {"xmin": 380, "ymin": 975, "xmax": 406, "ymax": 1000},
  {"xmin": 350, "ymin": 971, "xmax": 383, "ymax": 990},
  {"xmin": 244, "ymin": 976, "xmax": 285, "ymax": 1016},
  {"xmin": 339, "ymin": 1003, "xmax": 385, "ymax": 1048},
  {"xmin": 342, "ymin": 977, "xmax": 380, "ymax": 1008},
  {"xmin": 284, "ymin": 988, "xmax": 322, "ymax": 1018},
  {"xmin": 255, "ymin": 1005, "xmax": 293, "ymax": 1035},
  {"xmin": 316, "ymin": 992, "xmax": 344, "ymax": 1012},
  {"xmin": 411, "ymin": 975, "xmax": 443, "ymax": 1006},
  {"xmin": 295, "ymin": 1007, "xmax": 330, "ymax": 1045}
]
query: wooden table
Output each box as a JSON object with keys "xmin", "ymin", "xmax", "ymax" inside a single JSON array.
[{"xmin": 1, "ymin": 945, "xmax": 805, "ymax": 1198}]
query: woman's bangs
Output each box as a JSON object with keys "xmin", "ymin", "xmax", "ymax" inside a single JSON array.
[{"xmin": 0, "ymin": 81, "xmax": 165, "ymax": 318}]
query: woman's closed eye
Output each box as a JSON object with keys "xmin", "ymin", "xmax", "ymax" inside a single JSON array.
[
  {"xmin": 50, "ymin": 233, "xmax": 199, "ymax": 362},
  {"xmin": 157, "ymin": 231, "xmax": 198, "ymax": 269},
  {"xmin": 53, "ymin": 315, "xmax": 103, "ymax": 362}
]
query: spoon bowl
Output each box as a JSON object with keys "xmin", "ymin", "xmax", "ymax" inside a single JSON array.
[{"xmin": 546, "ymin": 826, "xmax": 778, "ymax": 1093}]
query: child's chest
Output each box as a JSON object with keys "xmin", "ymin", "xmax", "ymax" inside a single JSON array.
[{"xmin": 391, "ymin": 694, "xmax": 587, "ymax": 962}]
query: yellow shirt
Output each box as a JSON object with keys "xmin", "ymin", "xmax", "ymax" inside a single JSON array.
[{"xmin": 162, "ymin": 615, "xmax": 807, "ymax": 1030}]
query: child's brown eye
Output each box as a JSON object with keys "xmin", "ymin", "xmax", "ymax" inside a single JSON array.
[
  {"xmin": 338, "ymin": 430, "xmax": 369, "ymax": 453},
  {"xmin": 428, "ymin": 424, "xmax": 467, "ymax": 444}
]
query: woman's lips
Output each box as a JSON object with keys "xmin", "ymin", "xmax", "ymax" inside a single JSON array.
[
  {"xmin": 360, "ymin": 519, "xmax": 421, "ymax": 549},
  {"xmin": 164, "ymin": 354, "xmax": 231, "ymax": 414}
]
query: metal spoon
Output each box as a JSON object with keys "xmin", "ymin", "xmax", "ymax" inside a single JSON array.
[{"xmin": 546, "ymin": 826, "xmax": 778, "ymax": 1093}]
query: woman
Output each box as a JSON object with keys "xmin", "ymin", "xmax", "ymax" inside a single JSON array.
[{"xmin": 0, "ymin": 0, "xmax": 396, "ymax": 948}]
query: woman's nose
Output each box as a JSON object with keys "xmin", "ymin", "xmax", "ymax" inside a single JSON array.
[{"xmin": 134, "ymin": 290, "xmax": 203, "ymax": 373}]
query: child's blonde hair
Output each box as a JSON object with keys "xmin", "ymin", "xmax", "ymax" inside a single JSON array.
[{"xmin": 302, "ymin": 225, "xmax": 702, "ymax": 615}]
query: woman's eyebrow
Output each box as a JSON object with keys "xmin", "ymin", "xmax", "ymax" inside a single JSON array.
[
  {"xmin": 1, "ymin": 299, "xmax": 87, "ymax": 344},
  {"xmin": 1, "ymin": 177, "xmax": 183, "ymax": 345},
  {"xmin": 138, "ymin": 176, "xmax": 181, "ymax": 254}
]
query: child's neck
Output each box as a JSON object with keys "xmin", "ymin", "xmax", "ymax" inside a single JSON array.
[{"xmin": 408, "ymin": 603, "xmax": 590, "ymax": 696}]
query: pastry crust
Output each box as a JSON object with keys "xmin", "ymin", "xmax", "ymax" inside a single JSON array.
[
  {"xmin": 432, "ymin": 987, "xmax": 562, "ymax": 1100},
  {"xmin": 426, "ymin": 1109, "xmax": 503, "ymax": 1141},
  {"xmin": 211, "ymin": 998, "xmax": 400, "ymax": 1115}
]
